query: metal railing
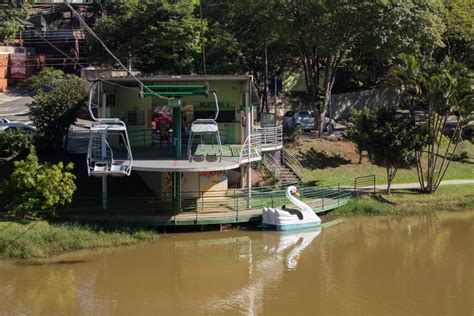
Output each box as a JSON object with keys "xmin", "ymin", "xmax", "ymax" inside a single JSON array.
[
  {"xmin": 53, "ymin": 175, "xmax": 376, "ymax": 224},
  {"xmin": 282, "ymin": 148, "xmax": 303, "ymax": 180},
  {"xmin": 254, "ymin": 125, "xmax": 283, "ymax": 150},
  {"xmin": 239, "ymin": 133, "xmax": 262, "ymax": 164}
]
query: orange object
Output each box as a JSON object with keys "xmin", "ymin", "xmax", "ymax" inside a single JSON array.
[
  {"xmin": 0, "ymin": 79, "xmax": 8, "ymax": 92},
  {"xmin": 0, "ymin": 54, "xmax": 8, "ymax": 79}
]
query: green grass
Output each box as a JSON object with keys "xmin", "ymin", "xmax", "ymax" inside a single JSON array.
[
  {"xmin": 333, "ymin": 184, "xmax": 474, "ymax": 216},
  {"xmin": 0, "ymin": 220, "xmax": 159, "ymax": 259},
  {"xmin": 288, "ymin": 138, "xmax": 474, "ymax": 185}
]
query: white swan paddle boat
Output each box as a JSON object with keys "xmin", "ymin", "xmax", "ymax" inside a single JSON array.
[{"xmin": 262, "ymin": 185, "xmax": 321, "ymax": 231}]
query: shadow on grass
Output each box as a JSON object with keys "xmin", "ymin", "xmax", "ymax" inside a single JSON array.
[
  {"xmin": 298, "ymin": 147, "xmax": 351, "ymax": 170},
  {"xmin": 372, "ymin": 194, "xmax": 397, "ymax": 205}
]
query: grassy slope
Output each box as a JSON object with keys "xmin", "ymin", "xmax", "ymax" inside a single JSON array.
[
  {"xmin": 287, "ymin": 137, "xmax": 474, "ymax": 186},
  {"xmin": 0, "ymin": 221, "xmax": 159, "ymax": 259},
  {"xmin": 333, "ymin": 184, "xmax": 474, "ymax": 216}
]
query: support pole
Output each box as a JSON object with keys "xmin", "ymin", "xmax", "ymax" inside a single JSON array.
[
  {"xmin": 173, "ymin": 172, "xmax": 181, "ymax": 214},
  {"xmin": 246, "ymin": 85, "xmax": 252, "ymax": 208},
  {"xmin": 171, "ymin": 99, "xmax": 182, "ymax": 158},
  {"xmin": 170, "ymin": 98, "xmax": 182, "ymax": 214},
  {"xmin": 101, "ymin": 131, "xmax": 107, "ymax": 210}
]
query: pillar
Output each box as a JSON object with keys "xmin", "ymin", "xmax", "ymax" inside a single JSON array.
[{"xmin": 171, "ymin": 98, "xmax": 182, "ymax": 158}]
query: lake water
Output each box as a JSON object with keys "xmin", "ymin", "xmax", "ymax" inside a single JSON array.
[{"xmin": 1, "ymin": 211, "xmax": 473, "ymax": 315}]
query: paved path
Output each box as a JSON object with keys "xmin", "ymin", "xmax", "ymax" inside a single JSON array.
[
  {"xmin": 0, "ymin": 88, "xmax": 33, "ymax": 123},
  {"xmin": 376, "ymin": 179, "xmax": 474, "ymax": 191}
]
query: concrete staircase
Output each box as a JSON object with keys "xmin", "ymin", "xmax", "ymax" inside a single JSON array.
[{"xmin": 265, "ymin": 149, "xmax": 302, "ymax": 185}]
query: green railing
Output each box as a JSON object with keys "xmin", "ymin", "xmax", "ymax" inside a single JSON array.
[{"xmin": 47, "ymin": 176, "xmax": 375, "ymax": 224}]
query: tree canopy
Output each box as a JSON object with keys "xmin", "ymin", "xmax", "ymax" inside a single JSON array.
[{"xmin": 0, "ymin": 0, "xmax": 33, "ymax": 39}]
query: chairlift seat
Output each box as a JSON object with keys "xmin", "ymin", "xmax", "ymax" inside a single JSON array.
[{"xmin": 191, "ymin": 120, "xmax": 219, "ymax": 133}]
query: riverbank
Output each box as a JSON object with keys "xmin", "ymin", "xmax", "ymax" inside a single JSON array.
[
  {"xmin": 333, "ymin": 184, "xmax": 474, "ymax": 216},
  {"xmin": 0, "ymin": 220, "xmax": 159, "ymax": 259}
]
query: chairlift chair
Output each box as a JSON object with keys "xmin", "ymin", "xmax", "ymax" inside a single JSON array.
[
  {"xmin": 86, "ymin": 81, "xmax": 133, "ymax": 177},
  {"xmin": 187, "ymin": 91, "xmax": 223, "ymax": 162}
]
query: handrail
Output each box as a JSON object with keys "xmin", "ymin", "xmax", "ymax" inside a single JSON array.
[
  {"xmin": 239, "ymin": 133, "xmax": 262, "ymax": 164},
  {"xmin": 282, "ymin": 148, "xmax": 303, "ymax": 180}
]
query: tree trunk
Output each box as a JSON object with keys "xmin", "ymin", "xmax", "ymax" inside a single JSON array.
[{"xmin": 263, "ymin": 42, "xmax": 269, "ymax": 114}]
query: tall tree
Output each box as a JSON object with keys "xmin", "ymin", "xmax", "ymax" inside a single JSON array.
[
  {"xmin": 87, "ymin": 0, "xmax": 202, "ymax": 74},
  {"xmin": 389, "ymin": 55, "xmax": 473, "ymax": 193},
  {"xmin": 281, "ymin": 0, "xmax": 445, "ymax": 135}
]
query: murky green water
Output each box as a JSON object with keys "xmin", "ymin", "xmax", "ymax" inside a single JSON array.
[{"xmin": 1, "ymin": 211, "xmax": 473, "ymax": 315}]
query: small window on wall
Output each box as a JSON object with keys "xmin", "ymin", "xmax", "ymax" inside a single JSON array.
[
  {"xmin": 127, "ymin": 111, "xmax": 145, "ymax": 125},
  {"xmin": 106, "ymin": 94, "xmax": 115, "ymax": 107}
]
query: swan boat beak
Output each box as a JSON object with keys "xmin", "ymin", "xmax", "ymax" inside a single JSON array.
[{"xmin": 294, "ymin": 188, "xmax": 301, "ymax": 197}]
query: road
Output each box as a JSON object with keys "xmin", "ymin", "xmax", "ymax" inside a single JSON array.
[{"xmin": 0, "ymin": 88, "xmax": 33, "ymax": 123}]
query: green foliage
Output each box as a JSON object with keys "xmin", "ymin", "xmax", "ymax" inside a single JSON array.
[
  {"xmin": 21, "ymin": 67, "xmax": 65, "ymax": 93},
  {"xmin": 0, "ymin": 0, "xmax": 33, "ymax": 38},
  {"xmin": 88, "ymin": 0, "xmax": 201, "ymax": 74},
  {"xmin": 283, "ymin": 122, "xmax": 302, "ymax": 143},
  {"xmin": 28, "ymin": 74, "xmax": 87, "ymax": 150},
  {"xmin": 1, "ymin": 147, "xmax": 77, "ymax": 218},
  {"xmin": 347, "ymin": 107, "xmax": 426, "ymax": 193},
  {"xmin": 436, "ymin": 0, "xmax": 474, "ymax": 68},
  {"xmin": 0, "ymin": 221, "xmax": 159, "ymax": 259},
  {"xmin": 0, "ymin": 129, "xmax": 33, "ymax": 158}
]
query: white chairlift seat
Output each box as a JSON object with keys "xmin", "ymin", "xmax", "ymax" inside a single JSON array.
[
  {"xmin": 87, "ymin": 118, "xmax": 133, "ymax": 177},
  {"xmin": 187, "ymin": 92, "xmax": 223, "ymax": 162}
]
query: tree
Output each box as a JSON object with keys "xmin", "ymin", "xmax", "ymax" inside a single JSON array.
[
  {"xmin": 415, "ymin": 58, "xmax": 473, "ymax": 192},
  {"xmin": 0, "ymin": 0, "xmax": 33, "ymax": 39},
  {"xmin": 435, "ymin": 0, "xmax": 474, "ymax": 68},
  {"xmin": 347, "ymin": 107, "xmax": 425, "ymax": 194},
  {"xmin": 0, "ymin": 146, "xmax": 76, "ymax": 218},
  {"xmin": 87, "ymin": 0, "xmax": 202, "ymax": 74},
  {"xmin": 388, "ymin": 55, "xmax": 473, "ymax": 192},
  {"xmin": 28, "ymin": 74, "xmax": 88, "ymax": 151},
  {"xmin": 281, "ymin": 0, "xmax": 445, "ymax": 135}
]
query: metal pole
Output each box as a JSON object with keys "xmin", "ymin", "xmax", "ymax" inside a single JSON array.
[
  {"xmin": 101, "ymin": 131, "xmax": 107, "ymax": 210},
  {"xmin": 171, "ymin": 99, "xmax": 182, "ymax": 158},
  {"xmin": 338, "ymin": 183, "xmax": 340, "ymax": 206},
  {"xmin": 322, "ymin": 186, "xmax": 325, "ymax": 209},
  {"xmin": 246, "ymin": 84, "xmax": 252, "ymax": 209}
]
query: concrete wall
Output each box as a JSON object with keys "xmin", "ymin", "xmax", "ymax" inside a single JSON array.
[
  {"xmin": 278, "ymin": 87, "xmax": 402, "ymax": 120},
  {"xmin": 329, "ymin": 87, "xmax": 402, "ymax": 120}
]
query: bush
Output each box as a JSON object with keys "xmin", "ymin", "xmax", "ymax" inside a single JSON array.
[
  {"xmin": 21, "ymin": 67, "xmax": 65, "ymax": 93},
  {"xmin": 283, "ymin": 122, "xmax": 302, "ymax": 143},
  {"xmin": 0, "ymin": 146, "xmax": 77, "ymax": 218},
  {"xmin": 0, "ymin": 130, "xmax": 33, "ymax": 158}
]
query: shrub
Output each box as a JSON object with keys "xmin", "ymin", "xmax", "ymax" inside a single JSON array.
[
  {"xmin": 0, "ymin": 146, "xmax": 77, "ymax": 218},
  {"xmin": 283, "ymin": 122, "xmax": 302, "ymax": 143},
  {"xmin": 0, "ymin": 129, "xmax": 33, "ymax": 158}
]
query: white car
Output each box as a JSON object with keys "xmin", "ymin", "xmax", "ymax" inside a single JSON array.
[
  {"xmin": 0, "ymin": 123, "xmax": 37, "ymax": 133},
  {"xmin": 0, "ymin": 117, "xmax": 11, "ymax": 124},
  {"xmin": 283, "ymin": 110, "xmax": 335, "ymax": 132}
]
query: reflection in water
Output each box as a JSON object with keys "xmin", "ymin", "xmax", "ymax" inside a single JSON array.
[{"xmin": 0, "ymin": 211, "xmax": 473, "ymax": 315}]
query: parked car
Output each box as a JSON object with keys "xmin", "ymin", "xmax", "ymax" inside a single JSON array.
[
  {"xmin": 0, "ymin": 117, "xmax": 11, "ymax": 124},
  {"xmin": 0, "ymin": 123, "xmax": 37, "ymax": 133},
  {"xmin": 283, "ymin": 110, "xmax": 335, "ymax": 133}
]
